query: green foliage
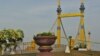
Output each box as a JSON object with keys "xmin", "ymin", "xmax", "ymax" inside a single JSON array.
[
  {"xmin": 2, "ymin": 29, "xmax": 11, "ymax": 39},
  {"xmin": 37, "ymin": 32, "xmax": 54, "ymax": 36},
  {"xmin": 16, "ymin": 29, "xmax": 24, "ymax": 38},
  {"xmin": 0, "ymin": 29, "xmax": 24, "ymax": 39}
]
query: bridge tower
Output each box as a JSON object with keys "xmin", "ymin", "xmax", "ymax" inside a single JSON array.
[{"xmin": 56, "ymin": 0, "xmax": 87, "ymax": 48}]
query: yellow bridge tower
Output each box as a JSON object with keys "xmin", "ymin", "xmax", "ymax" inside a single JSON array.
[{"xmin": 56, "ymin": 0, "xmax": 87, "ymax": 48}]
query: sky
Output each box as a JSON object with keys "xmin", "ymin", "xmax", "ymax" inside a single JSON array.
[{"xmin": 0, "ymin": 0, "xmax": 100, "ymax": 51}]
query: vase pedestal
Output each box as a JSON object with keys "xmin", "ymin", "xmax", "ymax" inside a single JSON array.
[
  {"xmin": 37, "ymin": 46, "xmax": 53, "ymax": 56},
  {"xmin": 10, "ymin": 45, "xmax": 15, "ymax": 54},
  {"xmin": 1, "ymin": 44, "xmax": 6, "ymax": 55},
  {"xmin": 34, "ymin": 35, "xmax": 56, "ymax": 56},
  {"xmin": 38, "ymin": 46, "xmax": 52, "ymax": 52}
]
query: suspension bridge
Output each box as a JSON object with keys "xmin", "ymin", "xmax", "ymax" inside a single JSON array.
[{"xmin": 0, "ymin": 0, "xmax": 100, "ymax": 56}]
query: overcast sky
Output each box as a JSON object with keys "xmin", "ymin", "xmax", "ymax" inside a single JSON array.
[{"xmin": 0, "ymin": 0, "xmax": 100, "ymax": 51}]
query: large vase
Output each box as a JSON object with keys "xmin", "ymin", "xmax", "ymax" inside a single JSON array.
[{"xmin": 34, "ymin": 36, "xmax": 56, "ymax": 52}]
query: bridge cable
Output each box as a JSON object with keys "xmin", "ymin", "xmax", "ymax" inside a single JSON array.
[
  {"xmin": 49, "ymin": 19, "xmax": 57, "ymax": 32},
  {"xmin": 60, "ymin": 19, "xmax": 69, "ymax": 41}
]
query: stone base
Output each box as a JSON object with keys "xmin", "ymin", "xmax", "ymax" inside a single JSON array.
[
  {"xmin": 39, "ymin": 46, "xmax": 52, "ymax": 52},
  {"xmin": 37, "ymin": 52, "xmax": 53, "ymax": 56},
  {"xmin": 65, "ymin": 46, "xmax": 70, "ymax": 53}
]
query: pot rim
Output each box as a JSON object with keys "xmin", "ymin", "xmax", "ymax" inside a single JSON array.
[{"xmin": 34, "ymin": 36, "xmax": 57, "ymax": 39}]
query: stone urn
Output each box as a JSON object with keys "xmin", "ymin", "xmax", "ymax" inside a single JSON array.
[{"xmin": 34, "ymin": 32, "xmax": 56, "ymax": 52}]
